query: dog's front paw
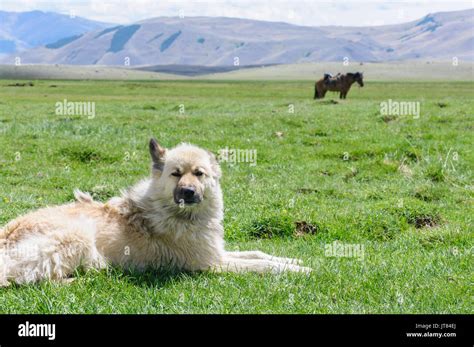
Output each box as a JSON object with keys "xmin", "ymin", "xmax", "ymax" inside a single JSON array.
[
  {"xmin": 286, "ymin": 257, "xmax": 304, "ymax": 265},
  {"xmin": 276, "ymin": 263, "xmax": 312, "ymax": 274},
  {"xmin": 269, "ymin": 255, "xmax": 304, "ymax": 265},
  {"xmin": 292, "ymin": 265, "xmax": 313, "ymax": 274}
]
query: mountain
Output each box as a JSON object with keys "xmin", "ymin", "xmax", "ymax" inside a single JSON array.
[
  {"xmin": 1, "ymin": 9, "xmax": 472, "ymax": 65},
  {"xmin": 0, "ymin": 10, "xmax": 112, "ymax": 54},
  {"xmin": 317, "ymin": 9, "xmax": 474, "ymax": 61}
]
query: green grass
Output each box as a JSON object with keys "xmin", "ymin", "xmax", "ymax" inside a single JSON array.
[{"xmin": 0, "ymin": 79, "xmax": 472, "ymax": 313}]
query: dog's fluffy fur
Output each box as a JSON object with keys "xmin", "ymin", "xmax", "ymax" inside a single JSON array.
[{"xmin": 0, "ymin": 139, "xmax": 311, "ymax": 285}]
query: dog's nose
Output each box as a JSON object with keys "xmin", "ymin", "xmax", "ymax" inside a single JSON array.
[
  {"xmin": 181, "ymin": 187, "xmax": 195, "ymax": 199},
  {"xmin": 174, "ymin": 186, "xmax": 201, "ymax": 205}
]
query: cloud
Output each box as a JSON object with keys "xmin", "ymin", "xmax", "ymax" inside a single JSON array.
[{"xmin": 0, "ymin": 0, "xmax": 472, "ymax": 26}]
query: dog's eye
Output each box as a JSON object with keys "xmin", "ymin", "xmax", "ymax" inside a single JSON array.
[
  {"xmin": 171, "ymin": 172, "xmax": 182, "ymax": 177},
  {"xmin": 194, "ymin": 171, "xmax": 203, "ymax": 177}
]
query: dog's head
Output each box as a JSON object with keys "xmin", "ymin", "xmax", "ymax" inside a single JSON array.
[{"xmin": 149, "ymin": 138, "xmax": 222, "ymax": 208}]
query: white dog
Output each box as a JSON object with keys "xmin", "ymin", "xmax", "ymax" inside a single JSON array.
[{"xmin": 0, "ymin": 139, "xmax": 311, "ymax": 285}]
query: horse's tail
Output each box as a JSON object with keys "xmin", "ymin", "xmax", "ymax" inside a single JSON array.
[{"xmin": 314, "ymin": 83, "xmax": 319, "ymax": 99}]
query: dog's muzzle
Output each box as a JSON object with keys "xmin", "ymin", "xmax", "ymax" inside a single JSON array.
[{"xmin": 174, "ymin": 186, "xmax": 202, "ymax": 205}]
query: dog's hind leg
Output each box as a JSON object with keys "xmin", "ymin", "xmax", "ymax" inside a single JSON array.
[
  {"xmin": 225, "ymin": 251, "xmax": 303, "ymax": 265},
  {"xmin": 213, "ymin": 257, "xmax": 312, "ymax": 274},
  {"xmin": 1, "ymin": 218, "xmax": 105, "ymax": 285},
  {"xmin": 0, "ymin": 254, "xmax": 10, "ymax": 287}
]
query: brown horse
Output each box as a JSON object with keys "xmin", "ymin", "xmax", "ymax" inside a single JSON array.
[{"xmin": 314, "ymin": 72, "xmax": 364, "ymax": 99}]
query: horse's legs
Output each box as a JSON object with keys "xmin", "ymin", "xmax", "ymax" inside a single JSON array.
[{"xmin": 316, "ymin": 87, "xmax": 323, "ymax": 99}]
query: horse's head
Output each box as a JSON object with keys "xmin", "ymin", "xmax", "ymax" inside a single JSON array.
[{"xmin": 354, "ymin": 72, "xmax": 364, "ymax": 87}]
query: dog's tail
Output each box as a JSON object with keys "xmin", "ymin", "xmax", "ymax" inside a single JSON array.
[{"xmin": 73, "ymin": 189, "xmax": 94, "ymax": 204}]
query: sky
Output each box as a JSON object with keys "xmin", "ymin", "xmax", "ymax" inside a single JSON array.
[{"xmin": 0, "ymin": 0, "xmax": 472, "ymax": 26}]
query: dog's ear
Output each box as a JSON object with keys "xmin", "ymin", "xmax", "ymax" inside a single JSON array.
[
  {"xmin": 207, "ymin": 150, "xmax": 222, "ymax": 179},
  {"xmin": 149, "ymin": 138, "xmax": 166, "ymax": 174}
]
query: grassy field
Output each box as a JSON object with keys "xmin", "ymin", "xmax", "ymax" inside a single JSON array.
[
  {"xmin": 0, "ymin": 79, "xmax": 472, "ymax": 313},
  {"xmin": 1, "ymin": 61, "xmax": 473, "ymax": 80}
]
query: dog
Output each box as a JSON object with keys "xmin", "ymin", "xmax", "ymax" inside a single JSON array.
[{"xmin": 0, "ymin": 139, "xmax": 311, "ymax": 285}]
